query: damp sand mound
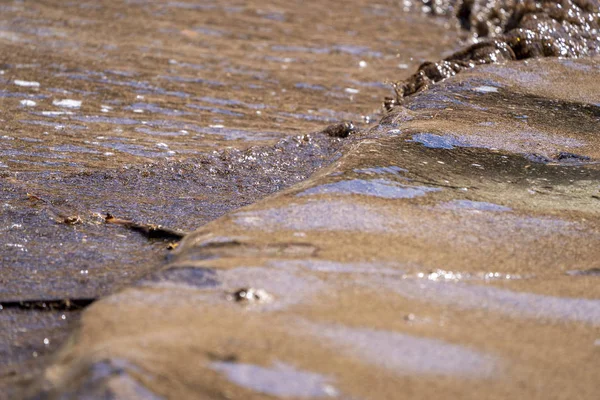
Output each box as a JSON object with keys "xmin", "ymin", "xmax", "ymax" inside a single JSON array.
[
  {"xmin": 24, "ymin": 1, "xmax": 600, "ymax": 399},
  {"xmin": 31, "ymin": 56, "xmax": 600, "ymax": 400}
]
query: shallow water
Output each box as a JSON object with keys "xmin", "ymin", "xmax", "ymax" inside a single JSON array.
[
  {"xmin": 2, "ymin": 0, "xmax": 600, "ymax": 399},
  {"xmin": 0, "ymin": 0, "xmax": 459, "ymax": 172}
]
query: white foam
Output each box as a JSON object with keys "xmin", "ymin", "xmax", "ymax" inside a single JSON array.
[
  {"xmin": 20, "ymin": 99, "xmax": 36, "ymax": 107},
  {"xmin": 41, "ymin": 111, "xmax": 73, "ymax": 116},
  {"xmin": 53, "ymin": 99, "xmax": 82, "ymax": 108},
  {"xmin": 14, "ymin": 80, "xmax": 40, "ymax": 88},
  {"xmin": 473, "ymin": 85, "xmax": 498, "ymax": 93}
]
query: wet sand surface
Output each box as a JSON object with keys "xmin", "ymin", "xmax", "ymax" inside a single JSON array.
[
  {"xmin": 1, "ymin": 0, "xmax": 600, "ymax": 399},
  {"xmin": 30, "ymin": 56, "xmax": 600, "ymax": 399},
  {"xmin": 0, "ymin": 0, "xmax": 460, "ymax": 392}
]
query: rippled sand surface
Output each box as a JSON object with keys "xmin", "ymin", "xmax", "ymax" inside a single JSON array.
[{"xmin": 1, "ymin": 0, "xmax": 600, "ymax": 399}]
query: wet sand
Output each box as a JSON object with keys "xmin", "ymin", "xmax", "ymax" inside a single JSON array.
[
  {"xmin": 1, "ymin": 0, "xmax": 600, "ymax": 399},
  {"xmin": 31, "ymin": 56, "xmax": 600, "ymax": 399},
  {"xmin": 1, "ymin": 0, "xmax": 461, "ymax": 395}
]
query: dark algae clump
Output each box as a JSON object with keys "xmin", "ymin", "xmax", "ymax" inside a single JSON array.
[{"xmin": 391, "ymin": 0, "xmax": 600, "ymax": 101}]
